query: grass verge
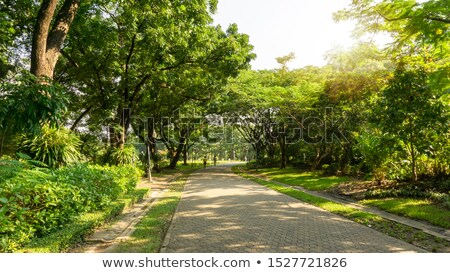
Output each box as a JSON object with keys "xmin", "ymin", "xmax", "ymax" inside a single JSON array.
[
  {"xmin": 254, "ymin": 167, "xmax": 349, "ymax": 191},
  {"xmin": 361, "ymin": 198, "xmax": 450, "ymax": 229},
  {"xmin": 251, "ymin": 167, "xmax": 450, "ymax": 230},
  {"xmin": 110, "ymin": 174, "xmax": 190, "ymax": 253},
  {"xmin": 233, "ymin": 166, "xmax": 450, "ymax": 253}
]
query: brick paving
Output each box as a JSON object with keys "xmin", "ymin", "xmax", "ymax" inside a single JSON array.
[{"xmin": 161, "ymin": 165, "xmax": 427, "ymax": 253}]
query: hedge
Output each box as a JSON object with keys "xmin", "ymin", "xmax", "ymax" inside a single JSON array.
[{"xmin": 0, "ymin": 160, "xmax": 142, "ymax": 252}]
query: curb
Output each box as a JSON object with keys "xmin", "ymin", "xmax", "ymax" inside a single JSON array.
[{"xmin": 80, "ymin": 173, "xmax": 181, "ymax": 253}]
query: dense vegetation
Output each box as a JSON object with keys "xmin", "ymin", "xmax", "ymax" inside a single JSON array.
[
  {"xmin": 0, "ymin": 0, "xmax": 254, "ymax": 252},
  {"xmin": 0, "ymin": 159, "xmax": 141, "ymax": 252},
  {"xmin": 0, "ymin": 0, "xmax": 448, "ymax": 252}
]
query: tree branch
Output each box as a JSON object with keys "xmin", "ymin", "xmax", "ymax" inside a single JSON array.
[{"xmin": 70, "ymin": 105, "xmax": 94, "ymax": 131}]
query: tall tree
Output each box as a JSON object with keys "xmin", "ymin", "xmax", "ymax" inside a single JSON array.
[
  {"xmin": 30, "ymin": 0, "xmax": 81, "ymax": 79},
  {"xmin": 373, "ymin": 66, "xmax": 447, "ymax": 182}
]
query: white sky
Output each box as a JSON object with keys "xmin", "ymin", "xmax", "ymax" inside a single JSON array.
[{"xmin": 212, "ymin": 0, "xmax": 368, "ymax": 70}]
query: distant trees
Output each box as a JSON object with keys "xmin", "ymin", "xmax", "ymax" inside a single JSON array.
[{"xmin": 222, "ymin": 38, "xmax": 449, "ymax": 183}]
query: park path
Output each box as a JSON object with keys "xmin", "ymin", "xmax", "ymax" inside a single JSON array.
[{"xmin": 161, "ymin": 164, "xmax": 426, "ymax": 253}]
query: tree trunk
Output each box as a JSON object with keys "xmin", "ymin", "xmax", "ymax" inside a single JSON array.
[
  {"xmin": 168, "ymin": 130, "xmax": 187, "ymax": 169},
  {"xmin": 30, "ymin": 0, "xmax": 81, "ymax": 79},
  {"xmin": 409, "ymin": 132, "xmax": 418, "ymax": 182},
  {"xmin": 183, "ymin": 142, "xmax": 188, "ymax": 165},
  {"xmin": 169, "ymin": 141, "xmax": 185, "ymax": 169},
  {"xmin": 279, "ymin": 135, "xmax": 286, "ymax": 169},
  {"xmin": 147, "ymin": 120, "xmax": 160, "ymax": 172},
  {"xmin": 311, "ymin": 147, "xmax": 327, "ymax": 171}
]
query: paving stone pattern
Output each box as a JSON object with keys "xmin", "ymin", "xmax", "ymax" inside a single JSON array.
[{"xmin": 161, "ymin": 165, "xmax": 426, "ymax": 253}]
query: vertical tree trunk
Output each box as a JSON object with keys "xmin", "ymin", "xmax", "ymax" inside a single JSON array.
[
  {"xmin": 169, "ymin": 141, "xmax": 185, "ymax": 169},
  {"xmin": 279, "ymin": 135, "xmax": 286, "ymax": 169},
  {"xmin": 409, "ymin": 132, "xmax": 418, "ymax": 182},
  {"xmin": 147, "ymin": 119, "xmax": 160, "ymax": 172},
  {"xmin": 169, "ymin": 129, "xmax": 188, "ymax": 169},
  {"xmin": 183, "ymin": 142, "xmax": 188, "ymax": 165},
  {"xmin": 30, "ymin": 0, "xmax": 81, "ymax": 79}
]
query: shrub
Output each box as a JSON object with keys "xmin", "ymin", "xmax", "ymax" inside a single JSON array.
[
  {"xmin": 0, "ymin": 160, "xmax": 141, "ymax": 252},
  {"xmin": 106, "ymin": 145, "xmax": 138, "ymax": 166},
  {"xmin": 55, "ymin": 164, "xmax": 141, "ymax": 211},
  {"xmin": 0, "ymin": 158, "xmax": 24, "ymax": 183},
  {"xmin": 0, "ymin": 169, "xmax": 82, "ymax": 252},
  {"xmin": 19, "ymin": 125, "xmax": 82, "ymax": 168},
  {"xmin": 365, "ymin": 187, "xmax": 450, "ymax": 209},
  {"xmin": 322, "ymin": 163, "xmax": 339, "ymax": 175}
]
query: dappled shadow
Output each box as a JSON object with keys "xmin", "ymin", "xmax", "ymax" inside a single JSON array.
[{"xmin": 162, "ymin": 166, "xmax": 426, "ymax": 253}]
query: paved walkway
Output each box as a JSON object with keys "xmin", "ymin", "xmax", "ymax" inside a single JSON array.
[{"xmin": 161, "ymin": 165, "xmax": 426, "ymax": 253}]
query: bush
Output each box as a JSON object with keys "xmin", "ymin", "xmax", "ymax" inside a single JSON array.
[
  {"xmin": 0, "ymin": 169, "xmax": 82, "ymax": 252},
  {"xmin": 322, "ymin": 163, "xmax": 339, "ymax": 175},
  {"xmin": 105, "ymin": 145, "xmax": 138, "ymax": 166},
  {"xmin": 19, "ymin": 125, "xmax": 82, "ymax": 168},
  {"xmin": 56, "ymin": 164, "xmax": 141, "ymax": 211},
  {"xmin": 0, "ymin": 158, "xmax": 24, "ymax": 183},
  {"xmin": 0, "ymin": 160, "xmax": 141, "ymax": 252},
  {"xmin": 366, "ymin": 187, "xmax": 450, "ymax": 209}
]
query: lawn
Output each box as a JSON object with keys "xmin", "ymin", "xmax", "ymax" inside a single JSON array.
[
  {"xmin": 257, "ymin": 167, "xmax": 349, "ymax": 191},
  {"xmin": 361, "ymin": 198, "xmax": 450, "ymax": 229}
]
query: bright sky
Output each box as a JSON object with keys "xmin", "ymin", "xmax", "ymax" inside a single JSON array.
[{"xmin": 212, "ymin": 0, "xmax": 363, "ymax": 70}]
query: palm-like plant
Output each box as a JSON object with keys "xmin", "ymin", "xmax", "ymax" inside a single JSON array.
[{"xmin": 20, "ymin": 125, "xmax": 81, "ymax": 168}]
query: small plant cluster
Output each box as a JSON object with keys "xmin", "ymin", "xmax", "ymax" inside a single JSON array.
[
  {"xmin": 0, "ymin": 159, "xmax": 141, "ymax": 252},
  {"xmin": 366, "ymin": 187, "xmax": 450, "ymax": 209}
]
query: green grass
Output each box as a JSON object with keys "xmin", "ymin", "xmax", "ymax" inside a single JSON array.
[
  {"xmin": 111, "ymin": 174, "xmax": 189, "ymax": 253},
  {"xmin": 149, "ymin": 163, "xmax": 203, "ymax": 178},
  {"xmin": 233, "ymin": 166, "xmax": 450, "ymax": 253},
  {"xmin": 361, "ymin": 198, "xmax": 450, "ymax": 229},
  {"xmin": 256, "ymin": 167, "xmax": 349, "ymax": 191}
]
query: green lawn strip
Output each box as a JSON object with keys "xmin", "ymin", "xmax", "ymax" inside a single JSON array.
[
  {"xmin": 18, "ymin": 189, "xmax": 149, "ymax": 253},
  {"xmin": 253, "ymin": 167, "xmax": 349, "ymax": 191},
  {"xmin": 248, "ymin": 167, "xmax": 450, "ymax": 230},
  {"xmin": 148, "ymin": 163, "xmax": 204, "ymax": 178},
  {"xmin": 234, "ymin": 166, "xmax": 449, "ymax": 252},
  {"xmin": 361, "ymin": 198, "xmax": 450, "ymax": 229},
  {"xmin": 110, "ymin": 174, "xmax": 189, "ymax": 253}
]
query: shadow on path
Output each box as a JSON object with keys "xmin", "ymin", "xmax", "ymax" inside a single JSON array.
[{"xmin": 161, "ymin": 165, "xmax": 426, "ymax": 253}]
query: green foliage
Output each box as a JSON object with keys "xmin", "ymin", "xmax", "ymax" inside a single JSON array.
[
  {"xmin": 55, "ymin": 164, "xmax": 141, "ymax": 212},
  {"xmin": 0, "ymin": 160, "xmax": 141, "ymax": 252},
  {"xmin": 106, "ymin": 145, "xmax": 139, "ymax": 166},
  {"xmin": 18, "ymin": 125, "xmax": 81, "ymax": 168},
  {"xmin": 355, "ymin": 129, "xmax": 393, "ymax": 181},
  {"xmin": 20, "ymin": 189, "xmax": 147, "ymax": 253},
  {"xmin": 0, "ymin": 73, "xmax": 68, "ymax": 134},
  {"xmin": 0, "ymin": 168, "xmax": 81, "ymax": 252},
  {"xmin": 373, "ymin": 67, "xmax": 448, "ymax": 181},
  {"xmin": 366, "ymin": 187, "xmax": 450, "ymax": 209},
  {"xmin": 0, "ymin": 157, "xmax": 24, "ymax": 182},
  {"xmin": 334, "ymin": 0, "xmax": 450, "ymax": 48}
]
